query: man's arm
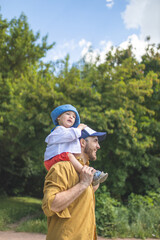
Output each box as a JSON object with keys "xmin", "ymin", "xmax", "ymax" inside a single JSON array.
[{"xmin": 51, "ymin": 165, "xmax": 94, "ymax": 212}]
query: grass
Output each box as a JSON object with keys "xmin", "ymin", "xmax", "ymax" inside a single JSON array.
[
  {"xmin": 0, "ymin": 195, "xmax": 160, "ymax": 238},
  {"xmin": 16, "ymin": 213, "xmax": 47, "ymax": 234},
  {"xmin": 0, "ymin": 196, "xmax": 47, "ymax": 233}
]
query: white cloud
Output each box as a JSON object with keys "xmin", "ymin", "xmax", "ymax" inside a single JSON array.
[
  {"xmin": 45, "ymin": 38, "xmax": 113, "ymax": 65},
  {"xmin": 46, "ymin": 39, "xmax": 94, "ymax": 63},
  {"xmin": 79, "ymin": 39, "xmax": 92, "ymax": 48},
  {"xmin": 79, "ymin": 39, "xmax": 92, "ymax": 58},
  {"xmin": 45, "ymin": 48, "xmax": 64, "ymax": 61},
  {"xmin": 119, "ymin": 34, "xmax": 148, "ymax": 61},
  {"xmin": 106, "ymin": 0, "xmax": 114, "ymax": 8},
  {"xmin": 122, "ymin": 0, "xmax": 160, "ymax": 43},
  {"xmin": 80, "ymin": 40, "xmax": 115, "ymax": 64},
  {"xmin": 80, "ymin": 34, "xmax": 151, "ymax": 64},
  {"xmin": 45, "ymin": 40, "xmax": 79, "ymax": 62},
  {"xmin": 61, "ymin": 40, "xmax": 77, "ymax": 50},
  {"xmin": 79, "ymin": 39, "xmax": 87, "ymax": 47},
  {"xmin": 45, "ymin": 34, "xmax": 154, "ymax": 65}
]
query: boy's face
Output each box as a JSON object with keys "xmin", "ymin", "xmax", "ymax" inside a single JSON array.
[{"xmin": 57, "ymin": 111, "xmax": 76, "ymax": 128}]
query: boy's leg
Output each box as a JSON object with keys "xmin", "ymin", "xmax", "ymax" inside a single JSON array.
[
  {"xmin": 67, "ymin": 152, "xmax": 83, "ymax": 173},
  {"xmin": 44, "ymin": 152, "xmax": 70, "ymax": 171},
  {"xmin": 67, "ymin": 153, "xmax": 108, "ymax": 185}
]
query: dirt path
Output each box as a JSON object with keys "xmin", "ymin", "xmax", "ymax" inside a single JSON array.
[
  {"xmin": 0, "ymin": 231, "xmax": 159, "ymax": 240},
  {"xmin": 0, "ymin": 231, "xmax": 109, "ymax": 240}
]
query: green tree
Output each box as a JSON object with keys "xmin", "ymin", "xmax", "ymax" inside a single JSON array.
[
  {"xmin": 0, "ymin": 11, "xmax": 159, "ymax": 200},
  {"xmin": 79, "ymin": 46, "xmax": 160, "ymax": 199},
  {"xmin": 0, "ymin": 13, "xmax": 54, "ymax": 196},
  {"xmin": 0, "ymin": 13, "xmax": 54, "ymax": 78}
]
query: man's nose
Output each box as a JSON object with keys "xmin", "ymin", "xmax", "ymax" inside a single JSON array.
[{"xmin": 97, "ymin": 143, "xmax": 100, "ymax": 149}]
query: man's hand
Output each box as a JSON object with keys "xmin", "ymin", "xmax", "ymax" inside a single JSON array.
[
  {"xmin": 77, "ymin": 123, "xmax": 87, "ymax": 130},
  {"xmin": 79, "ymin": 165, "xmax": 94, "ymax": 188}
]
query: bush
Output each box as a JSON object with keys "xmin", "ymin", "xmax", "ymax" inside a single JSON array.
[
  {"xmin": 127, "ymin": 191, "xmax": 160, "ymax": 238},
  {"xmin": 95, "ymin": 187, "xmax": 160, "ymax": 238},
  {"xmin": 95, "ymin": 186, "xmax": 129, "ymax": 237}
]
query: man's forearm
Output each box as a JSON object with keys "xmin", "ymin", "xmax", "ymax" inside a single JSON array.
[
  {"xmin": 51, "ymin": 165, "xmax": 94, "ymax": 212},
  {"xmin": 51, "ymin": 182, "xmax": 87, "ymax": 212}
]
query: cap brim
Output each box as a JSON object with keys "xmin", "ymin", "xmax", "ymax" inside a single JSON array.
[{"xmin": 91, "ymin": 132, "xmax": 106, "ymax": 142}]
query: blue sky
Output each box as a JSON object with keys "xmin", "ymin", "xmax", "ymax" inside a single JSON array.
[{"xmin": 0, "ymin": 0, "xmax": 160, "ymax": 64}]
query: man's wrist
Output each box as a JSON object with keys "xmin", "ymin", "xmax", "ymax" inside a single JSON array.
[{"xmin": 78, "ymin": 181, "xmax": 89, "ymax": 191}]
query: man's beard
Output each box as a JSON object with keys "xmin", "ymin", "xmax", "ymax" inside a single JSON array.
[{"xmin": 84, "ymin": 142, "xmax": 96, "ymax": 161}]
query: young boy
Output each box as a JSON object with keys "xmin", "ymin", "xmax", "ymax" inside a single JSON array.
[{"xmin": 44, "ymin": 104, "xmax": 108, "ymax": 186}]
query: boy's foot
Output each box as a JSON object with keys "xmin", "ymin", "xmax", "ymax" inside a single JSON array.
[{"xmin": 92, "ymin": 170, "xmax": 108, "ymax": 186}]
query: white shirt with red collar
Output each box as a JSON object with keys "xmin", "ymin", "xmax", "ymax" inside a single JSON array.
[{"xmin": 44, "ymin": 126, "xmax": 81, "ymax": 161}]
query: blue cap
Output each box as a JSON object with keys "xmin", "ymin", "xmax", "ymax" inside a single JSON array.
[
  {"xmin": 80, "ymin": 127, "xmax": 106, "ymax": 142},
  {"xmin": 51, "ymin": 104, "xmax": 80, "ymax": 127}
]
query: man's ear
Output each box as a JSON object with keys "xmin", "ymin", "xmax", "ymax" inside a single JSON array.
[{"xmin": 80, "ymin": 138, "xmax": 86, "ymax": 148}]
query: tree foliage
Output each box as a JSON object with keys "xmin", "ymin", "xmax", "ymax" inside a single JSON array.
[{"xmin": 0, "ymin": 13, "xmax": 160, "ymax": 199}]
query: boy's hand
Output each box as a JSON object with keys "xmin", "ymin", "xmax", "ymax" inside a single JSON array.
[{"xmin": 77, "ymin": 123, "xmax": 87, "ymax": 130}]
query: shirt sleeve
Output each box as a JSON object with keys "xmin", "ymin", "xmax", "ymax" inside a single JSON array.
[
  {"xmin": 45, "ymin": 126, "xmax": 81, "ymax": 144},
  {"xmin": 42, "ymin": 162, "xmax": 76, "ymax": 218}
]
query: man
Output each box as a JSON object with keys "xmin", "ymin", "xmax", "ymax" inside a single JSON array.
[{"xmin": 42, "ymin": 126, "xmax": 107, "ymax": 240}]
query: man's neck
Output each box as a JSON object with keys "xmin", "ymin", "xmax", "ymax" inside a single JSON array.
[{"xmin": 74, "ymin": 153, "xmax": 89, "ymax": 165}]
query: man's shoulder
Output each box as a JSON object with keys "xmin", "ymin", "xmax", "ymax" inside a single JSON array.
[
  {"xmin": 47, "ymin": 161, "xmax": 77, "ymax": 177},
  {"xmin": 51, "ymin": 161, "xmax": 73, "ymax": 170},
  {"xmin": 45, "ymin": 161, "xmax": 79, "ymax": 186}
]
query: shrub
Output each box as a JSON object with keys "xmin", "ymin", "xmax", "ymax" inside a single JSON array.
[
  {"xmin": 95, "ymin": 187, "xmax": 160, "ymax": 238},
  {"xmin": 95, "ymin": 186, "xmax": 129, "ymax": 237},
  {"xmin": 127, "ymin": 191, "xmax": 160, "ymax": 238}
]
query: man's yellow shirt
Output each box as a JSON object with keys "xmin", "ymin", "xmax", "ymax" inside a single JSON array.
[{"xmin": 42, "ymin": 160, "xmax": 97, "ymax": 240}]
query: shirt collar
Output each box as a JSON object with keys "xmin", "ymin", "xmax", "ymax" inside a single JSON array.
[{"xmin": 77, "ymin": 157, "xmax": 90, "ymax": 166}]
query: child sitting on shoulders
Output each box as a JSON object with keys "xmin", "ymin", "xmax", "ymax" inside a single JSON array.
[{"xmin": 44, "ymin": 104, "xmax": 108, "ymax": 186}]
